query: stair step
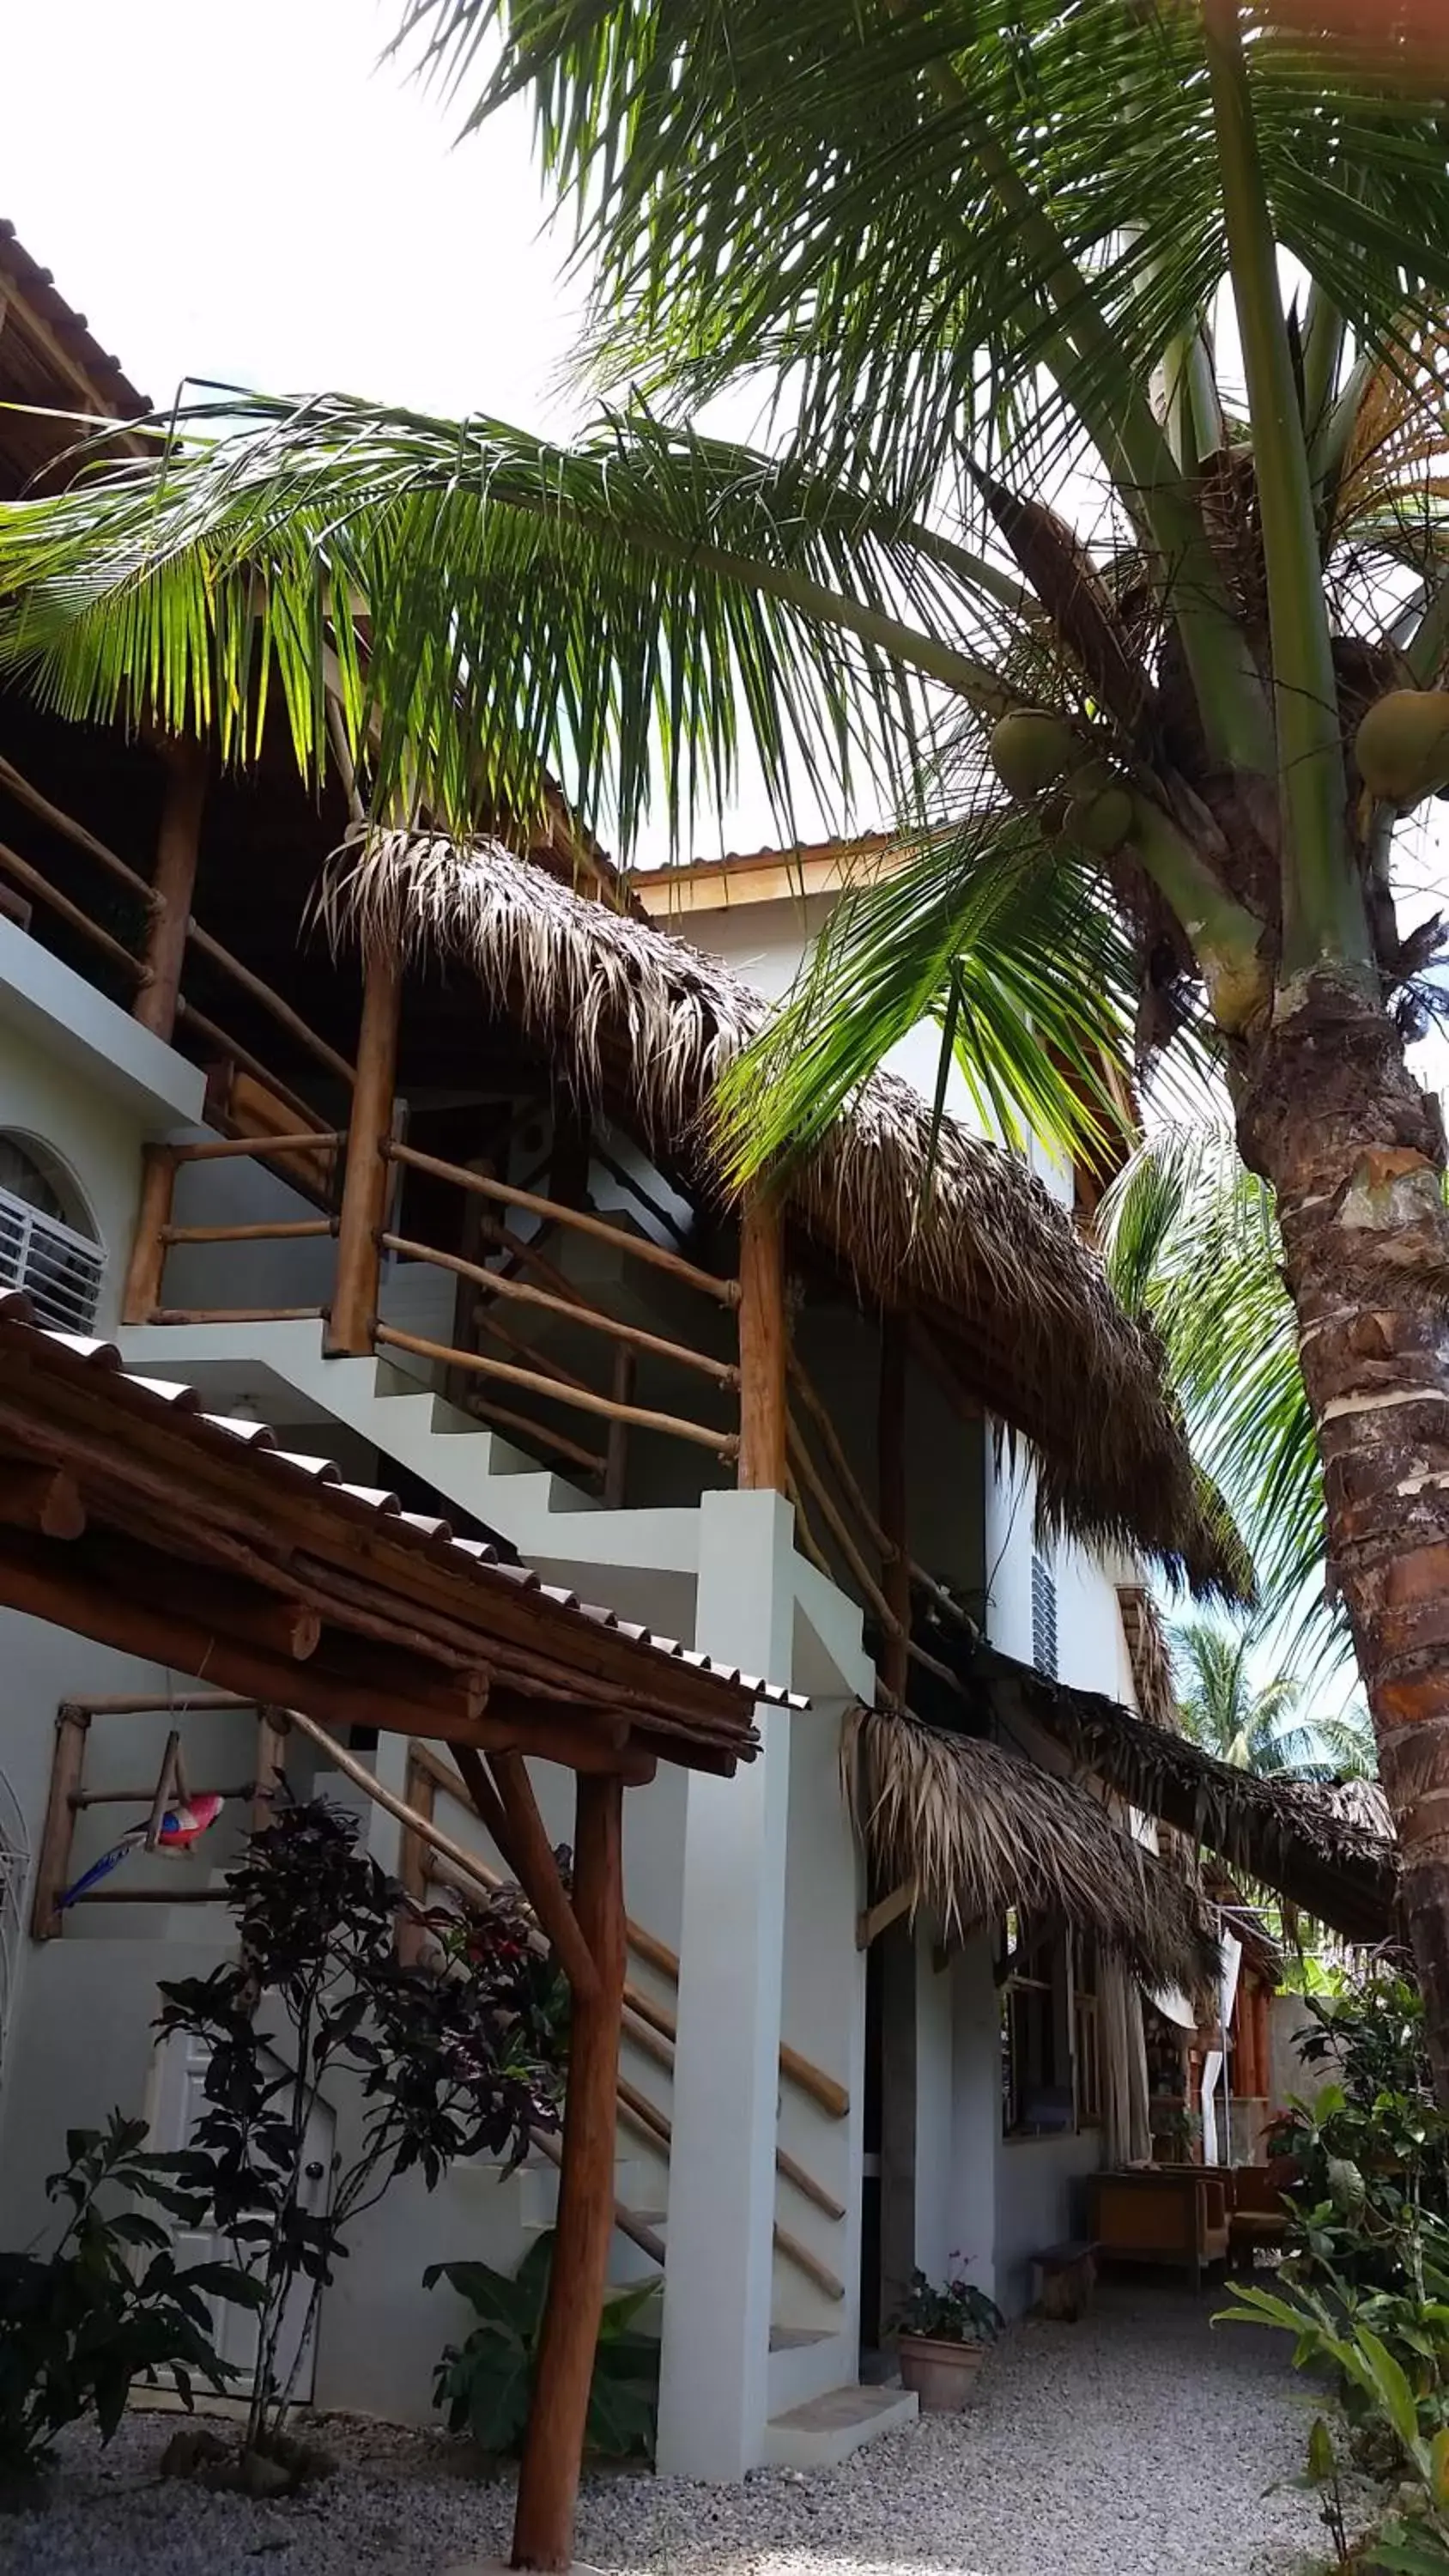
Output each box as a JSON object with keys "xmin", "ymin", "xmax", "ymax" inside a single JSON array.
[
  {"xmin": 768, "ymin": 2327, "xmax": 833, "ymax": 2354},
  {"xmin": 764, "ymin": 2383, "xmax": 918, "ymax": 2471}
]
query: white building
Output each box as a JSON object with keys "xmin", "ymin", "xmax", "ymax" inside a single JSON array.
[{"xmin": 0, "ymin": 232, "xmax": 1264, "ymax": 2479}]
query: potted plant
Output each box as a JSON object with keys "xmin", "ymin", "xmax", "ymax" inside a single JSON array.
[{"xmin": 892, "ymin": 2263, "xmax": 1003, "ymax": 2411}]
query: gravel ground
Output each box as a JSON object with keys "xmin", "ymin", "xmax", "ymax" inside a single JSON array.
[{"xmin": 0, "ymin": 2281, "xmax": 1326, "ymax": 2576}]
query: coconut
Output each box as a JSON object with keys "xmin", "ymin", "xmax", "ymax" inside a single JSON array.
[
  {"xmin": 990, "ymin": 709, "xmax": 1078, "ymax": 802},
  {"xmin": 1066, "ymin": 782, "xmax": 1135, "ymax": 855},
  {"xmin": 1355, "ymin": 690, "xmax": 1449, "ymax": 806}
]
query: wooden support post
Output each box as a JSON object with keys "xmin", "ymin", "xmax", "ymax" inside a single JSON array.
[
  {"xmin": 397, "ymin": 1753, "xmax": 436, "ymax": 1967},
  {"xmin": 32, "ymin": 1704, "xmax": 89, "ymax": 1939},
  {"xmin": 134, "ymin": 738, "xmax": 207, "ymax": 1041},
  {"xmin": 603, "ymin": 1346, "xmax": 634, "ymax": 1508},
  {"xmin": 122, "ymin": 1145, "xmax": 177, "ymax": 1324},
  {"xmin": 325, "ymin": 942, "xmax": 400, "ymax": 1357},
  {"xmin": 877, "ymin": 1311, "xmax": 910, "ymax": 1700},
  {"xmin": 253, "ymin": 1707, "xmax": 288, "ymax": 1836},
  {"xmin": 512, "ymin": 1768, "xmax": 627, "ymax": 2573},
  {"xmin": 737, "ymin": 1190, "xmax": 787, "ymax": 1492}
]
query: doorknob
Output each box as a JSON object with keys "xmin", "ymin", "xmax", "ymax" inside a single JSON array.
[{"xmin": 304, "ymin": 2160, "xmax": 325, "ymax": 2181}]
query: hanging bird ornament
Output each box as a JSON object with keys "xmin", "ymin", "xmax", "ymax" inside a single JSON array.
[{"xmin": 59, "ymin": 1722, "xmax": 226, "ymax": 1909}]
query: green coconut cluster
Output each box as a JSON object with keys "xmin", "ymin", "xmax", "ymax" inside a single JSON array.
[
  {"xmin": 989, "ymin": 710, "xmax": 1135, "ymax": 855},
  {"xmin": 1355, "ymin": 690, "xmax": 1449, "ymax": 809}
]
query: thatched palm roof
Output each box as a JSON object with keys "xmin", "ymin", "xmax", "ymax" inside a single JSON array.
[
  {"xmin": 845, "ymin": 1706, "xmax": 1223, "ymax": 1992},
  {"xmin": 339, "ymin": 830, "xmax": 1240, "ymax": 1595},
  {"xmin": 980, "ymin": 1647, "xmax": 1396, "ymax": 1946}
]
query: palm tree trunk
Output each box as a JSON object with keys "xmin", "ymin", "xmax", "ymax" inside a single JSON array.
[{"xmin": 1237, "ymin": 970, "xmax": 1449, "ymax": 2088}]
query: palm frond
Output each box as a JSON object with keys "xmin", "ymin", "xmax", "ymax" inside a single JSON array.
[
  {"xmin": 0, "ymin": 392, "xmax": 1026, "ymax": 854},
  {"xmin": 713, "ymin": 805, "xmax": 1138, "ymax": 1191},
  {"xmin": 1104, "ymin": 1124, "xmax": 1341, "ymax": 1668},
  {"xmin": 395, "ymin": 0, "xmax": 1449, "ymax": 514}
]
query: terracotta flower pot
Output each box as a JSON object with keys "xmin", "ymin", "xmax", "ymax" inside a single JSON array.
[{"xmin": 895, "ymin": 2331, "xmax": 988, "ymax": 2411}]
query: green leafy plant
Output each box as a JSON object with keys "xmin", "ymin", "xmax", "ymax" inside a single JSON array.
[
  {"xmin": 894, "ymin": 2263, "xmax": 1004, "ymax": 2345},
  {"xmin": 426, "ymin": 2230, "xmax": 660, "ymax": 2460},
  {"xmin": 0, "ymin": 2111, "xmax": 261, "ymax": 2496},
  {"xmin": 156, "ymin": 1798, "xmax": 563, "ymax": 2476}
]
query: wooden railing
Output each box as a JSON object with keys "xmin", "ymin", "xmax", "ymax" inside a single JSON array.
[
  {"xmin": 121, "ymin": 1132, "xmax": 346, "ymax": 1327},
  {"xmin": 785, "ymin": 1342, "xmax": 978, "ymax": 1709},
  {"xmin": 0, "ymin": 748, "xmax": 354, "ymax": 1107}
]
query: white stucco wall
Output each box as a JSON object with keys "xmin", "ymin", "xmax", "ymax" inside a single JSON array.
[{"xmin": 0, "ymin": 927, "xmax": 203, "ymax": 1338}]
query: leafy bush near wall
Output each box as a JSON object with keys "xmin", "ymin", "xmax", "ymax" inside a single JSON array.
[
  {"xmin": 156, "ymin": 1797, "xmax": 564, "ymax": 2482},
  {"xmin": 0, "ymin": 2111, "xmax": 258, "ymax": 2500},
  {"xmin": 427, "ymin": 2230, "xmax": 660, "ymax": 2462}
]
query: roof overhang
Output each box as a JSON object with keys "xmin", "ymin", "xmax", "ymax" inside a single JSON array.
[{"xmin": 0, "ymin": 1298, "xmax": 798, "ymax": 1776}]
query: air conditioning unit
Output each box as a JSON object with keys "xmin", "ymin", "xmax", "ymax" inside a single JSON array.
[{"xmin": 0, "ymin": 1182, "xmax": 106, "ymax": 1333}]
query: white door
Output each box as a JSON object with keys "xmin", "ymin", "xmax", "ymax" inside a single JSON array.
[{"xmin": 151, "ymin": 2026, "xmax": 336, "ymax": 2403}]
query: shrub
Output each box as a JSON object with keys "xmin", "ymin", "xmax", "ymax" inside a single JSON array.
[
  {"xmin": 156, "ymin": 1797, "xmax": 563, "ymax": 2469},
  {"xmin": 427, "ymin": 2230, "xmax": 660, "ymax": 2461},
  {"xmin": 0, "ymin": 2111, "xmax": 259, "ymax": 2497}
]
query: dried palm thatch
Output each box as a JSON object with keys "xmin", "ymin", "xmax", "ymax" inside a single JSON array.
[
  {"xmin": 985, "ymin": 1649, "xmax": 1397, "ymax": 1947},
  {"xmin": 333, "ymin": 829, "xmax": 1240, "ymax": 1595},
  {"xmin": 843, "ymin": 1705, "xmax": 1222, "ymax": 1992},
  {"xmin": 1116, "ymin": 1583, "xmax": 1177, "ymax": 1731}
]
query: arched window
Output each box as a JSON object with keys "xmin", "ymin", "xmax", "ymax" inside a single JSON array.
[{"xmin": 0, "ymin": 1135, "xmax": 105, "ymax": 1330}]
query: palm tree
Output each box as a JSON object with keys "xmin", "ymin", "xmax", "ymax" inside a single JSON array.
[
  {"xmin": 3, "ymin": 3, "xmax": 1449, "ymax": 2066},
  {"xmin": 1173, "ymin": 1615, "xmax": 1320, "ymax": 1774},
  {"xmin": 1103, "ymin": 1121, "xmax": 1331, "ymax": 1661}
]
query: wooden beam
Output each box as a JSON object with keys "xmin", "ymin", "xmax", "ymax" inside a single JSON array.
[
  {"xmin": 475, "ymin": 1748, "xmax": 601, "ymax": 2004},
  {"xmin": 122, "ymin": 1145, "xmax": 176, "ymax": 1325},
  {"xmin": 31, "ymin": 1704, "xmax": 88, "ymax": 1940},
  {"xmin": 877, "ymin": 1313, "xmax": 911, "ymax": 1702},
  {"xmin": 530, "ymin": 2126, "xmax": 666, "ymax": 2270},
  {"xmin": 254, "ymin": 1707, "xmax": 288, "ymax": 1836},
  {"xmin": 134, "ymin": 738, "xmax": 207, "ymax": 1041},
  {"xmin": 325, "ymin": 940, "xmax": 400, "ymax": 1356},
  {"xmin": 603, "ymin": 1347, "xmax": 634, "ymax": 1509},
  {"xmin": 856, "ymin": 1878, "xmax": 917, "ymax": 1952},
  {"xmin": 0, "ymin": 1467, "xmax": 85, "ymax": 1540},
  {"xmin": 512, "ymin": 1771, "xmax": 627, "ymax": 2573},
  {"xmin": 737, "ymin": 1190, "xmax": 787, "ymax": 1492}
]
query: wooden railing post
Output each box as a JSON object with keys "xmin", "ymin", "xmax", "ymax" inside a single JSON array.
[
  {"xmin": 512, "ymin": 1767, "xmax": 627, "ymax": 2573},
  {"xmin": 134, "ymin": 738, "xmax": 207, "ymax": 1041},
  {"xmin": 877, "ymin": 1310, "xmax": 911, "ymax": 1698},
  {"xmin": 324, "ymin": 942, "xmax": 399, "ymax": 1357},
  {"xmin": 32, "ymin": 1704, "xmax": 88, "ymax": 1940},
  {"xmin": 122, "ymin": 1145, "xmax": 178, "ymax": 1324},
  {"xmin": 737, "ymin": 1188, "xmax": 787, "ymax": 1491}
]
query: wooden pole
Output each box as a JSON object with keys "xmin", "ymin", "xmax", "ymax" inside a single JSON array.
[
  {"xmin": 32, "ymin": 1704, "xmax": 88, "ymax": 1939},
  {"xmin": 134, "ymin": 738, "xmax": 207, "ymax": 1040},
  {"xmin": 325, "ymin": 942, "xmax": 400, "ymax": 1356},
  {"xmin": 737, "ymin": 1190, "xmax": 787, "ymax": 1492},
  {"xmin": 512, "ymin": 1769, "xmax": 627, "ymax": 2573},
  {"xmin": 121, "ymin": 1145, "xmax": 177, "ymax": 1325},
  {"xmin": 253, "ymin": 1708, "xmax": 288, "ymax": 1836},
  {"xmin": 604, "ymin": 1347, "xmax": 634, "ymax": 1508},
  {"xmin": 877, "ymin": 1313, "xmax": 911, "ymax": 1701}
]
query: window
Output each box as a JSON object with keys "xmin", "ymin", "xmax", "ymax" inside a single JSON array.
[
  {"xmin": 1001, "ymin": 1914, "xmax": 1073, "ymax": 2136},
  {"xmin": 0, "ymin": 1138, "xmax": 105, "ymax": 1332},
  {"xmin": 1073, "ymin": 1935, "xmax": 1103, "ymax": 2128},
  {"xmin": 1031, "ymin": 1551, "xmax": 1058, "ymax": 1679}
]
